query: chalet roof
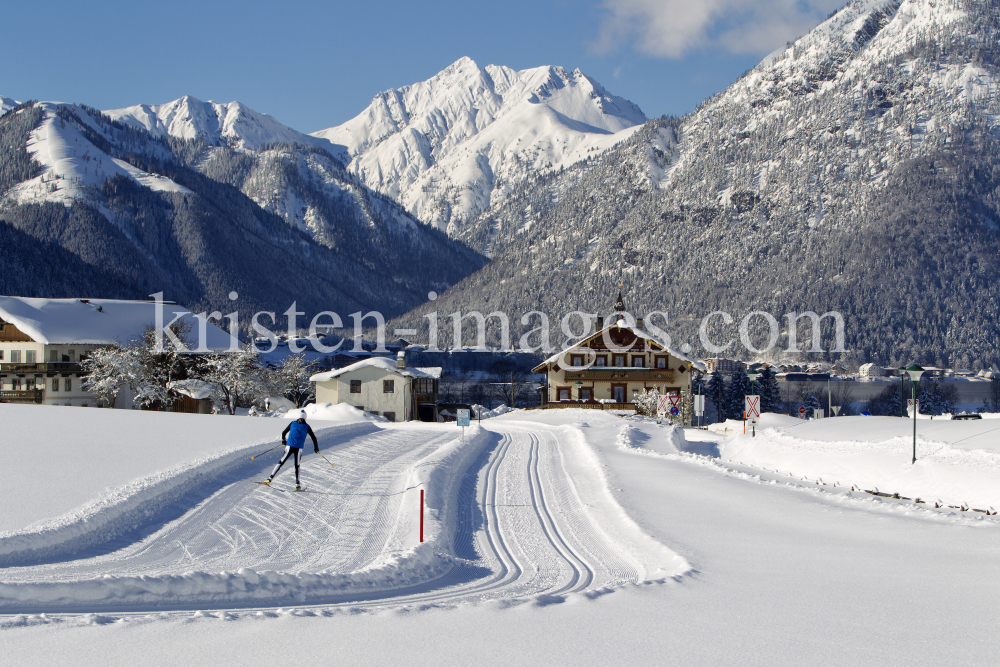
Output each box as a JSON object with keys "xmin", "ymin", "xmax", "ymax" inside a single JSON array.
[
  {"xmin": 0, "ymin": 296, "xmax": 235, "ymax": 348},
  {"xmin": 310, "ymin": 356, "xmax": 442, "ymax": 382},
  {"xmin": 532, "ymin": 322, "xmax": 706, "ymax": 373}
]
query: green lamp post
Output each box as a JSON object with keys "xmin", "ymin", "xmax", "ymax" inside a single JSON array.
[{"xmin": 903, "ymin": 364, "xmax": 925, "ymax": 463}]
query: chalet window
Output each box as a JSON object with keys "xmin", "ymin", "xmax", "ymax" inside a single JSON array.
[
  {"xmin": 581, "ymin": 388, "xmax": 592, "ymax": 401},
  {"xmin": 383, "ymin": 412, "xmax": 396, "ymax": 422},
  {"xmin": 65, "ymin": 378, "xmax": 72, "ymax": 392},
  {"xmin": 350, "ymin": 380, "xmax": 362, "ymax": 393},
  {"xmin": 613, "ymin": 355, "xmax": 626, "ymax": 367},
  {"xmin": 11, "ymin": 351, "xmax": 20, "ymax": 363},
  {"xmin": 0, "ymin": 351, "xmax": 4, "ymax": 360},
  {"xmin": 656, "ymin": 357, "xmax": 668, "ymax": 369},
  {"xmin": 68, "ymin": 349, "xmax": 75, "ymax": 361},
  {"xmin": 612, "ymin": 385, "xmax": 626, "ymax": 402},
  {"xmin": 50, "ymin": 350, "xmax": 58, "ymax": 362},
  {"xmin": 383, "ymin": 380, "xmax": 395, "ymax": 393},
  {"xmin": 558, "ymin": 388, "xmax": 570, "ymax": 401},
  {"xmin": 632, "ymin": 357, "xmax": 644, "ymax": 367},
  {"xmin": 52, "ymin": 379, "xmax": 59, "ymax": 392},
  {"xmin": 25, "ymin": 351, "xmax": 35, "ymax": 364},
  {"xmin": 25, "ymin": 379, "xmax": 34, "ymax": 390},
  {"xmin": 594, "ymin": 356, "xmax": 606, "ymax": 367},
  {"xmin": 12, "ymin": 379, "xmax": 20, "ymax": 390}
]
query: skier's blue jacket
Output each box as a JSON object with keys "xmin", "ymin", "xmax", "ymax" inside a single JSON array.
[{"xmin": 282, "ymin": 419, "xmax": 317, "ymax": 450}]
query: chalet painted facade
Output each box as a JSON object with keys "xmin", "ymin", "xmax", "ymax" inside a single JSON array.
[
  {"xmin": 532, "ymin": 294, "xmax": 705, "ymax": 418},
  {"xmin": 0, "ymin": 296, "xmax": 234, "ymax": 408}
]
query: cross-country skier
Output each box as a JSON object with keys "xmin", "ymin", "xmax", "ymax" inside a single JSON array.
[{"xmin": 263, "ymin": 410, "xmax": 319, "ymax": 491}]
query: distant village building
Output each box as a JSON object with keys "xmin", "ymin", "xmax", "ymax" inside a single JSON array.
[
  {"xmin": 703, "ymin": 357, "xmax": 742, "ymax": 375},
  {"xmin": 533, "ymin": 293, "xmax": 704, "ymax": 416},
  {"xmin": 310, "ymin": 353, "xmax": 442, "ymax": 422},
  {"xmin": 858, "ymin": 363, "xmax": 888, "ymax": 379},
  {"xmin": 0, "ymin": 296, "xmax": 233, "ymax": 408}
]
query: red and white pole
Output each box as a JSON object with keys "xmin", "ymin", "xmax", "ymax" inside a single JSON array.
[{"xmin": 419, "ymin": 489, "xmax": 425, "ymax": 543}]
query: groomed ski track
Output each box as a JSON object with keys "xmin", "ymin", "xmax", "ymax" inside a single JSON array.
[{"xmin": 0, "ymin": 421, "xmax": 682, "ymax": 615}]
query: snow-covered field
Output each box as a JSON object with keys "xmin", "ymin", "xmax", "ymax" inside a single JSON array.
[{"xmin": 2, "ymin": 405, "xmax": 997, "ymax": 665}]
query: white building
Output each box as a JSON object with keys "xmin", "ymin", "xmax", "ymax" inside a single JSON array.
[
  {"xmin": 858, "ymin": 363, "xmax": 887, "ymax": 379},
  {"xmin": 0, "ymin": 296, "xmax": 234, "ymax": 407},
  {"xmin": 310, "ymin": 354, "xmax": 442, "ymax": 422}
]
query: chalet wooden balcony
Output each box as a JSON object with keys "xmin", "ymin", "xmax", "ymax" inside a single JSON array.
[
  {"xmin": 0, "ymin": 390, "xmax": 43, "ymax": 403},
  {"xmin": 546, "ymin": 401, "xmax": 636, "ymax": 411},
  {"xmin": 561, "ymin": 368, "xmax": 675, "ymax": 383},
  {"xmin": 0, "ymin": 363, "xmax": 83, "ymax": 374}
]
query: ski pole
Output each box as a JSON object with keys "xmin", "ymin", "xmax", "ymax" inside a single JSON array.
[
  {"xmin": 250, "ymin": 443, "xmax": 284, "ymax": 461},
  {"xmin": 317, "ymin": 452, "xmax": 336, "ymax": 468}
]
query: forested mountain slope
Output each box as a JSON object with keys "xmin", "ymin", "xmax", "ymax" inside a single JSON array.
[
  {"xmin": 0, "ymin": 101, "xmax": 484, "ymax": 319},
  {"xmin": 391, "ymin": 0, "xmax": 1000, "ymax": 369}
]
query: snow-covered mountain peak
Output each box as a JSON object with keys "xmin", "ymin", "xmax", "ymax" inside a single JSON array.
[
  {"xmin": 1, "ymin": 96, "xmax": 19, "ymax": 113},
  {"xmin": 311, "ymin": 57, "xmax": 648, "ymax": 232},
  {"xmin": 105, "ymin": 95, "xmax": 335, "ymax": 153}
]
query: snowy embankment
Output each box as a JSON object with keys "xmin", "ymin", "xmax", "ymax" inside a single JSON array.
[
  {"xmin": 0, "ymin": 405, "xmax": 378, "ymax": 568},
  {"xmin": 0, "ymin": 415, "xmax": 490, "ymax": 611},
  {"xmin": 715, "ymin": 415, "xmax": 1000, "ymax": 510}
]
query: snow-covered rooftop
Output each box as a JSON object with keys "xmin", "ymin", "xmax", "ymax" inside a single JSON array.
[
  {"xmin": 310, "ymin": 356, "xmax": 442, "ymax": 382},
  {"xmin": 166, "ymin": 379, "xmax": 216, "ymax": 400},
  {"xmin": 0, "ymin": 296, "xmax": 236, "ymax": 349}
]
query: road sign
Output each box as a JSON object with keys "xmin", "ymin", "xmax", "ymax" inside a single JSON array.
[
  {"xmin": 814, "ymin": 408, "xmax": 824, "ymax": 419},
  {"xmin": 670, "ymin": 406, "xmax": 679, "ymax": 416},
  {"xmin": 831, "ymin": 406, "xmax": 841, "ymax": 416},
  {"xmin": 457, "ymin": 409, "xmax": 471, "ymax": 427},
  {"xmin": 693, "ymin": 395, "xmax": 705, "ymax": 416},
  {"xmin": 668, "ymin": 395, "xmax": 681, "ymax": 408},
  {"xmin": 657, "ymin": 395, "xmax": 670, "ymax": 415},
  {"xmin": 744, "ymin": 395, "xmax": 761, "ymax": 419},
  {"xmin": 798, "ymin": 406, "xmax": 806, "ymax": 419},
  {"xmin": 860, "ymin": 410, "xmax": 872, "ymax": 416},
  {"xmin": 907, "ymin": 399, "xmax": 919, "ymax": 416}
]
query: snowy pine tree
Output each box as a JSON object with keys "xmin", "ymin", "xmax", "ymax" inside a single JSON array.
[
  {"xmin": 705, "ymin": 371, "xmax": 726, "ymax": 424},
  {"xmin": 757, "ymin": 367, "xmax": 781, "ymax": 414},
  {"xmin": 724, "ymin": 372, "xmax": 752, "ymax": 420},
  {"xmin": 803, "ymin": 394, "xmax": 822, "ymax": 419}
]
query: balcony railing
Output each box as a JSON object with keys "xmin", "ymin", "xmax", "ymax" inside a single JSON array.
[
  {"xmin": 0, "ymin": 363, "xmax": 82, "ymax": 373},
  {"xmin": 562, "ymin": 368, "xmax": 675, "ymax": 382},
  {"xmin": 547, "ymin": 401, "xmax": 636, "ymax": 411},
  {"xmin": 0, "ymin": 390, "xmax": 43, "ymax": 403}
]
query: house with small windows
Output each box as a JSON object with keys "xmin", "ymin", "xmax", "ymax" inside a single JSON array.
[
  {"xmin": 0, "ymin": 296, "xmax": 234, "ymax": 408},
  {"xmin": 310, "ymin": 352, "xmax": 442, "ymax": 422},
  {"xmin": 532, "ymin": 293, "xmax": 705, "ymax": 417}
]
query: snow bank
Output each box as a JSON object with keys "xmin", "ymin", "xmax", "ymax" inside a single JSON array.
[
  {"xmin": 720, "ymin": 419, "xmax": 1000, "ymax": 510},
  {"xmin": 0, "ymin": 421, "xmax": 379, "ymax": 568},
  {"xmin": 282, "ymin": 402, "xmax": 386, "ymax": 423},
  {"xmin": 0, "ymin": 425, "xmax": 492, "ymax": 610},
  {"xmin": 471, "ymin": 404, "xmax": 515, "ymax": 419}
]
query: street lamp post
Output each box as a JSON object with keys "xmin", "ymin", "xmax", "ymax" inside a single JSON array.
[
  {"xmin": 904, "ymin": 365, "xmax": 925, "ymax": 464},
  {"xmin": 898, "ymin": 367, "xmax": 907, "ymax": 418}
]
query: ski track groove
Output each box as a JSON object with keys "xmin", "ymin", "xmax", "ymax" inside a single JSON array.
[{"xmin": 0, "ymin": 422, "xmax": 660, "ymax": 614}]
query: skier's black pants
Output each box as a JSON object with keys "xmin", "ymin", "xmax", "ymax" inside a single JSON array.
[{"xmin": 271, "ymin": 446, "xmax": 302, "ymax": 482}]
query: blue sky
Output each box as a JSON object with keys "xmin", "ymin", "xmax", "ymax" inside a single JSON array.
[{"xmin": 1, "ymin": 0, "xmax": 844, "ymax": 132}]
